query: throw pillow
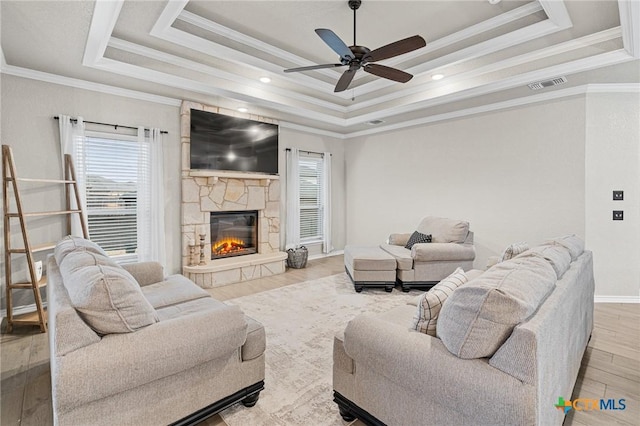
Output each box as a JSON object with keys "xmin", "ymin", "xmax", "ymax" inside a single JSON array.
[
  {"xmin": 411, "ymin": 267, "xmax": 467, "ymax": 336},
  {"xmin": 405, "ymin": 231, "xmax": 432, "ymax": 249},
  {"xmin": 61, "ymin": 251, "xmax": 158, "ymax": 335},
  {"xmin": 437, "ymin": 256, "xmax": 556, "ymax": 359},
  {"xmin": 500, "ymin": 242, "xmax": 529, "ymax": 262}
]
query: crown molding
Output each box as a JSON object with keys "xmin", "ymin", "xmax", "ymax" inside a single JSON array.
[
  {"xmin": 107, "ymin": 37, "xmax": 346, "ymax": 113},
  {"xmin": 347, "ymin": 81, "xmax": 640, "ymax": 138},
  {"xmin": 538, "ymin": 0, "xmax": 573, "ymax": 29},
  {"xmin": 345, "ymin": 27, "xmax": 623, "ymax": 114},
  {"xmin": 83, "ymin": 0, "xmax": 124, "ymax": 66},
  {"xmin": 0, "ymin": 63, "xmax": 181, "ymax": 106},
  {"xmin": 2, "ymin": 62, "xmax": 636, "ymax": 140},
  {"xmin": 279, "ymin": 122, "xmax": 346, "ymax": 139},
  {"xmin": 619, "ymin": 0, "xmax": 640, "ymax": 58},
  {"xmin": 343, "ymin": 49, "xmax": 634, "ymax": 127},
  {"xmin": 90, "ymin": 57, "xmax": 347, "ymax": 126},
  {"xmin": 177, "ymin": 9, "xmax": 343, "ymax": 82}
]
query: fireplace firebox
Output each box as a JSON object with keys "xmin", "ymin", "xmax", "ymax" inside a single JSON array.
[{"xmin": 210, "ymin": 211, "xmax": 258, "ymax": 259}]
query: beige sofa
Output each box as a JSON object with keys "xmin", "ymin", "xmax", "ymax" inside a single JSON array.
[
  {"xmin": 381, "ymin": 216, "xmax": 476, "ymax": 291},
  {"xmin": 48, "ymin": 236, "xmax": 265, "ymax": 426},
  {"xmin": 334, "ymin": 235, "xmax": 594, "ymax": 425}
]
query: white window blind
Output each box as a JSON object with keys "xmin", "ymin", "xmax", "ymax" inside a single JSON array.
[
  {"xmin": 299, "ymin": 153, "xmax": 324, "ymax": 242},
  {"xmin": 78, "ymin": 131, "xmax": 151, "ymax": 263}
]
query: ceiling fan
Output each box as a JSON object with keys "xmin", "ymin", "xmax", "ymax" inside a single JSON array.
[{"xmin": 284, "ymin": 0, "xmax": 426, "ymax": 93}]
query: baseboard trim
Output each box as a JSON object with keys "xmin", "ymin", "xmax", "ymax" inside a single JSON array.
[
  {"xmin": 0, "ymin": 302, "xmax": 48, "ymax": 322},
  {"xmin": 594, "ymin": 296, "xmax": 640, "ymax": 303},
  {"xmin": 308, "ymin": 249, "xmax": 344, "ymax": 261}
]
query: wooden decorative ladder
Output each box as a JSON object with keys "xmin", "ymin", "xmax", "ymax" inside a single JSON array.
[{"xmin": 2, "ymin": 144, "xmax": 88, "ymax": 333}]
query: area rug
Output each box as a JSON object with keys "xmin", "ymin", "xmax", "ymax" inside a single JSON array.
[{"xmin": 219, "ymin": 272, "xmax": 422, "ymax": 426}]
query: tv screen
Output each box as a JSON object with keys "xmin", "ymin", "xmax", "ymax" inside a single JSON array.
[{"xmin": 190, "ymin": 109, "xmax": 279, "ymax": 175}]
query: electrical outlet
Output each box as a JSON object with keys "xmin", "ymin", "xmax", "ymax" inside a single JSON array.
[
  {"xmin": 613, "ymin": 190, "xmax": 624, "ymax": 201},
  {"xmin": 613, "ymin": 211, "xmax": 624, "ymax": 221}
]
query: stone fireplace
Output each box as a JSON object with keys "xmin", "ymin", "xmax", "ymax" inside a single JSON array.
[{"xmin": 180, "ymin": 101, "xmax": 287, "ymax": 288}]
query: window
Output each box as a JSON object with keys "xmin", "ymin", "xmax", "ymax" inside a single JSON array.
[
  {"xmin": 298, "ymin": 153, "xmax": 325, "ymax": 242},
  {"xmin": 78, "ymin": 131, "xmax": 151, "ymax": 263}
]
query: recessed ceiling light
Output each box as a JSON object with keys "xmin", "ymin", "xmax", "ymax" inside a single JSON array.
[
  {"xmin": 432, "ymin": 74, "xmax": 444, "ymax": 81},
  {"xmin": 237, "ymin": 107, "xmax": 248, "ymax": 113},
  {"xmin": 259, "ymin": 77, "xmax": 271, "ymax": 83}
]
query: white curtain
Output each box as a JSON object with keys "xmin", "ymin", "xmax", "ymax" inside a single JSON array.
[
  {"xmin": 321, "ymin": 152, "xmax": 332, "ymax": 254},
  {"xmin": 285, "ymin": 148, "xmax": 300, "ymax": 249},
  {"xmin": 58, "ymin": 115, "xmax": 87, "ymax": 237},
  {"xmin": 137, "ymin": 127, "xmax": 166, "ymax": 266}
]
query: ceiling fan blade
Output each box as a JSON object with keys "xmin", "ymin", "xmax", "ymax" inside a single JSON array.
[
  {"xmin": 364, "ymin": 64, "xmax": 413, "ymax": 83},
  {"xmin": 334, "ymin": 67, "xmax": 358, "ymax": 92},
  {"xmin": 284, "ymin": 63, "xmax": 345, "ymax": 73},
  {"xmin": 315, "ymin": 28, "xmax": 355, "ymax": 61},
  {"xmin": 364, "ymin": 35, "xmax": 426, "ymax": 63}
]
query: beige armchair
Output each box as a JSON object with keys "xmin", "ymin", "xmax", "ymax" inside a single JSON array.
[{"xmin": 380, "ymin": 216, "xmax": 476, "ymax": 291}]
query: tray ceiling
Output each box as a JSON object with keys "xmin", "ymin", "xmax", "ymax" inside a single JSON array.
[{"xmin": 1, "ymin": 0, "xmax": 638, "ymax": 137}]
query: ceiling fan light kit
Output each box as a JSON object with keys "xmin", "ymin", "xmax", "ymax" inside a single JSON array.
[{"xmin": 284, "ymin": 0, "xmax": 426, "ymax": 93}]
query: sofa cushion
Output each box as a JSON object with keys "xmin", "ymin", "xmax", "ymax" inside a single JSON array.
[
  {"xmin": 416, "ymin": 217, "xmax": 469, "ymax": 243},
  {"xmin": 517, "ymin": 244, "xmax": 572, "ymax": 279},
  {"xmin": 54, "ymin": 235, "xmax": 108, "ymax": 265},
  {"xmin": 141, "ymin": 274, "xmax": 210, "ymax": 309},
  {"xmin": 411, "ymin": 268, "xmax": 467, "ymax": 336},
  {"xmin": 500, "ymin": 242, "xmax": 529, "ymax": 262},
  {"xmin": 61, "ymin": 251, "xmax": 158, "ymax": 335},
  {"xmin": 545, "ymin": 234, "xmax": 585, "ymax": 261},
  {"xmin": 437, "ymin": 255, "xmax": 556, "ymax": 359},
  {"xmin": 405, "ymin": 231, "xmax": 432, "ymax": 249},
  {"xmin": 379, "ymin": 244, "xmax": 413, "ymax": 270}
]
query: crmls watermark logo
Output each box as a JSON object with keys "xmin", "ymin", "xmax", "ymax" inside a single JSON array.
[{"xmin": 555, "ymin": 396, "xmax": 626, "ymax": 414}]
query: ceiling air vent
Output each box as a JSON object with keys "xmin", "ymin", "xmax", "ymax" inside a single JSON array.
[
  {"xmin": 367, "ymin": 120, "xmax": 384, "ymax": 125},
  {"xmin": 528, "ymin": 76, "xmax": 568, "ymax": 90}
]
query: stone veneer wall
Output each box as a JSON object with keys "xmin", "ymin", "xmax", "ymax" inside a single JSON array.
[
  {"xmin": 180, "ymin": 100, "xmax": 281, "ymax": 269},
  {"xmin": 181, "ymin": 176, "xmax": 280, "ymax": 265}
]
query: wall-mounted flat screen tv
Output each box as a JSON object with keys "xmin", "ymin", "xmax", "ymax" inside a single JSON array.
[{"xmin": 190, "ymin": 109, "xmax": 279, "ymax": 175}]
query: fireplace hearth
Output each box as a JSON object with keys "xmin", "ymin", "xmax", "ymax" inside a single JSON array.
[{"xmin": 210, "ymin": 211, "xmax": 258, "ymax": 259}]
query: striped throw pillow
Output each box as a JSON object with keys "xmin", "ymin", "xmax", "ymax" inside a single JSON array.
[
  {"xmin": 411, "ymin": 267, "xmax": 468, "ymax": 336},
  {"xmin": 500, "ymin": 242, "xmax": 529, "ymax": 262}
]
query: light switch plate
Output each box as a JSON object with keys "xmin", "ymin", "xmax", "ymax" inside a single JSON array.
[{"xmin": 613, "ymin": 211, "xmax": 624, "ymax": 221}]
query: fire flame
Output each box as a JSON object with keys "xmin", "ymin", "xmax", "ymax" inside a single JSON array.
[{"xmin": 212, "ymin": 237, "xmax": 246, "ymax": 255}]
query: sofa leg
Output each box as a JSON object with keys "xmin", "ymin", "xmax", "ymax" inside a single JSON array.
[
  {"xmin": 338, "ymin": 405, "xmax": 356, "ymax": 422},
  {"xmin": 402, "ymin": 285, "xmax": 411, "ymax": 292},
  {"xmin": 355, "ymin": 285, "xmax": 363, "ymax": 293},
  {"xmin": 241, "ymin": 391, "xmax": 260, "ymax": 407},
  {"xmin": 385, "ymin": 285, "xmax": 393, "ymax": 292}
]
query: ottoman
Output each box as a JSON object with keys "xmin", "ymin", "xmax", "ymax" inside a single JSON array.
[{"xmin": 344, "ymin": 246, "xmax": 397, "ymax": 292}]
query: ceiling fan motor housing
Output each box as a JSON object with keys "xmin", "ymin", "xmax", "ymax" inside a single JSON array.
[{"xmin": 348, "ymin": 0, "xmax": 362, "ymax": 11}]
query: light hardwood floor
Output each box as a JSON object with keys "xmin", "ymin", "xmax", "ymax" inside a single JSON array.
[{"xmin": 1, "ymin": 255, "xmax": 638, "ymax": 426}]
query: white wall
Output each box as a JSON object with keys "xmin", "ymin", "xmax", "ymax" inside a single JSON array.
[
  {"xmin": 1, "ymin": 75, "xmax": 182, "ymax": 308},
  {"xmin": 346, "ymin": 96, "xmax": 587, "ymax": 275},
  {"xmin": 585, "ymin": 92, "xmax": 640, "ymax": 300}
]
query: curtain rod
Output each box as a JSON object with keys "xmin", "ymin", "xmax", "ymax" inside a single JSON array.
[
  {"xmin": 285, "ymin": 148, "xmax": 331, "ymax": 156},
  {"xmin": 53, "ymin": 116, "xmax": 168, "ymax": 134}
]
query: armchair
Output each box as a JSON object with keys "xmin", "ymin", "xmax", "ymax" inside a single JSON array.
[{"xmin": 380, "ymin": 216, "xmax": 476, "ymax": 291}]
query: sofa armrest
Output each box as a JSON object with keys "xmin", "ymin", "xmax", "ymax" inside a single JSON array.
[
  {"xmin": 53, "ymin": 304, "xmax": 247, "ymax": 412},
  {"xmin": 388, "ymin": 233, "xmax": 411, "ymax": 246},
  {"xmin": 121, "ymin": 262, "xmax": 164, "ymax": 286},
  {"xmin": 343, "ymin": 314, "xmax": 532, "ymax": 421},
  {"xmin": 411, "ymin": 243, "xmax": 475, "ymax": 262}
]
